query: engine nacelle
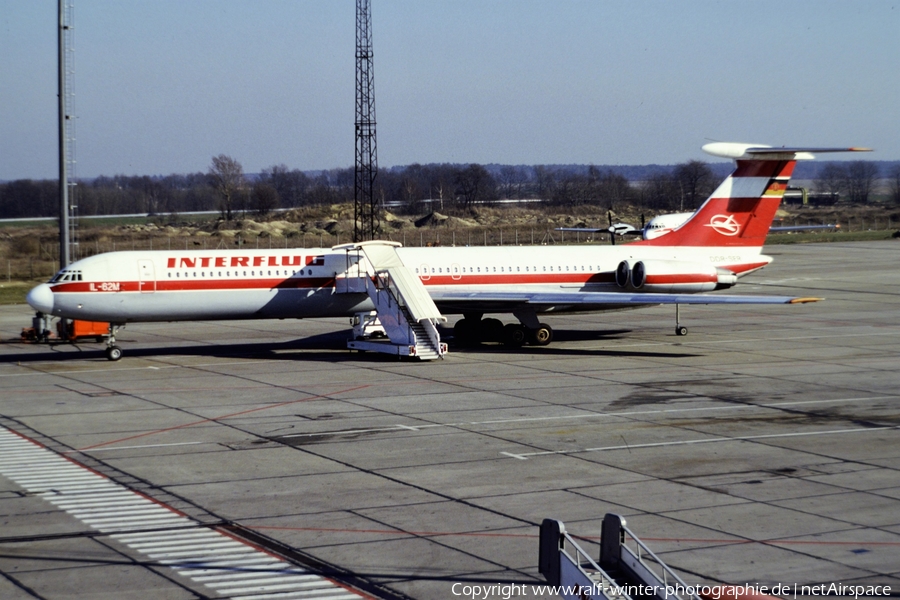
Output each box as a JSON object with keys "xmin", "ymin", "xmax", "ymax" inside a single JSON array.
[{"xmin": 615, "ymin": 259, "xmax": 736, "ymax": 293}]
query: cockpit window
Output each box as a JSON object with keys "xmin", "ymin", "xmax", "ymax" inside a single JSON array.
[{"xmin": 49, "ymin": 269, "xmax": 82, "ymax": 284}]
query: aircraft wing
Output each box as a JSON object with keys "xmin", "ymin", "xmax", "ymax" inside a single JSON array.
[{"xmin": 428, "ymin": 290, "xmax": 820, "ymax": 310}]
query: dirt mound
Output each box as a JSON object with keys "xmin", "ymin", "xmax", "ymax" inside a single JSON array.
[{"xmin": 414, "ymin": 212, "xmax": 480, "ymax": 228}]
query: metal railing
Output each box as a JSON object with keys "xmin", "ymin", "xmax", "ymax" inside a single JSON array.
[{"xmin": 618, "ymin": 519, "xmax": 702, "ymax": 600}]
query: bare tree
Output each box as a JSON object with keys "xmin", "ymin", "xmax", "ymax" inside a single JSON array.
[
  {"xmin": 673, "ymin": 160, "xmax": 714, "ymax": 210},
  {"xmin": 642, "ymin": 171, "xmax": 680, "ymax": 210},
  {"xmin": 261, "ymin": 164, "xmax": 309, "ymax": 208},
  {"xmin": 845, "ymin": 161, "xmax": 879, "ymax": 203},
  {"xmin": 498, "ymin": 166, "xmax": 527, "ymax": 199},
  {"xmin": 137, "ymin": 176, "xmax": 163, "ymax": 216},
  {"xmin": 815, "ymin": 163, "xmax": 847, "ymax": 197},
  {"xmin": 598, "ymin": 170, "xmax": 631, "ymax": 209},
  {"xmin": 534, "ymin": 165, "xmax": 565, "ymax": 201},
  {"xmin": 454, "ymin": 164, "xmax": 496, "ymax": 209},
  {"xmin": 208, "ymin": 155, "xmax": 245, "ymax": 220},
  {"xmin": 889, "ymin": 164, "xmax": 900, "ymax": 205},
  {"xmin": 251, "ymin": 182, "xmax": 279, "ymax": 216}
]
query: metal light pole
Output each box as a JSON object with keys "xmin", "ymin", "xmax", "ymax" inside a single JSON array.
[
  {"xmin": 354, "ymin": 0, "xmax": 378, "ymax": 242},
  {"xmin": 58, "ymin": 0, "xmax": 69, "ymax": 268}
]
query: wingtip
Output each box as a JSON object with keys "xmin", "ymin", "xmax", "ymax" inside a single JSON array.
[{"xmin": 789, "ymin": 297, "xmax": 823, "ymax": 304}]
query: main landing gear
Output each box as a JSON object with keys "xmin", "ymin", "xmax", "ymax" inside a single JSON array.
[
  {"xmin": 104, "ymin": 324, "xmax": 124, "ymax": 361},
  {"xmin": 453, "ymin": 314, "xmax": 553, "ymax": 347}
]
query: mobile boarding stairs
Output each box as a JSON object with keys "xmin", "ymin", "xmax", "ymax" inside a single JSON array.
[
  {"xmin": 335, "ymin": 242, "xmax": 447, "ymax": 361},
  {"xmin": 540, "ymin": 514, "xmax": 703, "ymax": 600}
]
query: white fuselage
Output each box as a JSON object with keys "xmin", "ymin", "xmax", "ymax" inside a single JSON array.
[{"xmin": 37, "ymin": 244, "xmax": 769, "ymax": 323}]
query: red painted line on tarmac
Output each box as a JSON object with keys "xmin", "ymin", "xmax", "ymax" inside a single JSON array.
[
  {"xmin": 248, "ymin": 526, "xmax": 900, "ymax": 546},
  {"xmin": 640, "ymin": 536, "xmax": 900, "ymax": 547},
  {"xmin": 76, "ymin": 383, "xmax": 371, "ymax": 451}
]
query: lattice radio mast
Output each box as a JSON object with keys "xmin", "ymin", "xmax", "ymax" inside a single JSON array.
[
  {"xmin": 58, "ymin": 0, "xmax": 78, "ymax": 267},
  {"xmin": 354, "ymin": 0, "xmax": 378, "ymax": 242}
]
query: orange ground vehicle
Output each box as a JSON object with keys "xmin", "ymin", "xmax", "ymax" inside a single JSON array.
[
  {"xmin": 21, "ymin": 318, "xmax": 108, "ymax": 344},
  {"xmin": 57, "ymin": 320, "xmax": 109, "ymax": 342}
]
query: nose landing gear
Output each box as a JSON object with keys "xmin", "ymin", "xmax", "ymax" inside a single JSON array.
[{"xmin": 104, "ymin": 324, "xmax": 124, "ymax": 361}]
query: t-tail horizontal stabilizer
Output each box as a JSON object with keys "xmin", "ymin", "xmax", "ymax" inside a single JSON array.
[{"xmin": 703, "ymin": 142, "xmax": 872, "ymax": 160}]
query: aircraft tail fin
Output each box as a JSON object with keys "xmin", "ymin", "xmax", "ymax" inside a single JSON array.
[{"xmin": 636, "ymin": 143, "xmax": 871, "ymax": 248}]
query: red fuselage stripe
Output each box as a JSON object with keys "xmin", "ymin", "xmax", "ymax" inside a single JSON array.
[
  {"xmin": 48, "ymin": 263, "xmax": 765, "ymax": 295},
  {"xmin": 51, "ymin": 272, "xmax": 618, "ymax": 294}
]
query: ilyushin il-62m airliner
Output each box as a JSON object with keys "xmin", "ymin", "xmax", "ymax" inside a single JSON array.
[{"xmin": 27, "ymin": 143, "xmax": 869, "ymax": 361}]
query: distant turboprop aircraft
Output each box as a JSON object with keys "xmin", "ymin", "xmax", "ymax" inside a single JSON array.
[{"xmin": 27, "ymin": 143, "xmax": 869, "ymax": 361}]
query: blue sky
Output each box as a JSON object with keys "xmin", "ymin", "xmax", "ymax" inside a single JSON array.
[{"xmin": 1, "ymin": 1, "xmax": 897, "ymax": 179}]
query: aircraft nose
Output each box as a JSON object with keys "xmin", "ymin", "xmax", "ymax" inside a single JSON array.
[{"xmin": 26, "ymin": 283, "xmax": 54, "ymax": 315}]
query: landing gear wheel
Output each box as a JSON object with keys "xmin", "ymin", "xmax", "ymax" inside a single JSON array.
[
  {"xmin": 503, "ymin": 323, "xmax": 528, "ymax": 347},
  {"xmin": 530, "ymin": 323, "xmax": 553, "ymax": 346},
  {"xmin": 105, "ymin": 345, "xmax": 123, "ymax": 361},
  {"xmin": 676, "ymin": 326, "xmax": 688, "ymax": 336},
  {"xmin": 453, "ymin": 318, "xmax": 476, "ymax": 345},
  {"xmin": 481, "ymin": 318, "xmax": 504, "ymax": 343}
]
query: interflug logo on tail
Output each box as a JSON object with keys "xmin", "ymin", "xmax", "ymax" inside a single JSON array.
[{"xmin": 705, "ymin": 214, "xmax": 741, "ymax": 236}]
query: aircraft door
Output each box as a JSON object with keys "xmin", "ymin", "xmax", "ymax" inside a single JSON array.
[
  {"xmin": 337, "ymin": 250, "xmax": 368, "ymax": 293},
  {"xmin": 138, "ymin": 259, "xmax": 156, "ymax": 293}
]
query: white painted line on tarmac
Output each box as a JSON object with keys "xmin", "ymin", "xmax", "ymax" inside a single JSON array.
[
  {"xmin": 52, "ymin": 499, "xmax": 156, "ymax": 511},
  {"xmin": 128, "ymin": 536, "xmax": 229, "ymax": 549},
  {"xmin": 176, "ymin": 558, "xmax": 285, "ymax": 576},
  {"xmin": 152, "ymin": 546, "xmax": 255, "ymax": 560},
  {"xmin": 67, "ymin": 441, "xmax": 206, "ymax": 453},
  {"xmin": 282, "ymin": 395, "xmax": 898, "ymax": 440},
  {"xmin": 221, "ymin": 580, "xmax": 336, "ymax": 594},
  {"xmin": 16, "ymin": 473, "xmax": 103, "ymax": 485},
  {"xmin": 45, "ymin": 492, "xmax": 142, "ymax": 504},
  {"xmin": 230, "ymin": 590, "xmax": 361, "ymax": 600},
  {"xmin": 191, "ymin": 569, "xmax": 310, "ymax": 582},
  {"xmin": 70, "ymin": 507, "xmax": 174, "ymax": 519},
  {"xmin": 0, "ymin": 424, "xmax": 366, "ymax": 599},
  {"xmin": 114, "ymin": 530, "xmax": 222, "ymax": 544},
  {"xmin": 206, "ymin": 574, "xmax": 319, "ymax": 587},
  {"xmin": 82, "ymin": 513, "xmax": 186, "ymax": 525},
  {"xmin": 0, "ymin": 365, "xmax": 182, "ymax": 378},
  {"xmin": 501, "ymin": 425, "xmax": 900, "ymax": 459},
  {"xmin": 138, "ymin": 541, "xmax": 247, "ymax": 556},
  {"xmin": 169, "ymin": 555, "xmax": 278, "ymax": 571}
]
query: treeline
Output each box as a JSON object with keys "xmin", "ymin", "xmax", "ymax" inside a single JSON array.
[{"xmin": 1, "ymin": 157, "xmax": 897, "ymax": 220}]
